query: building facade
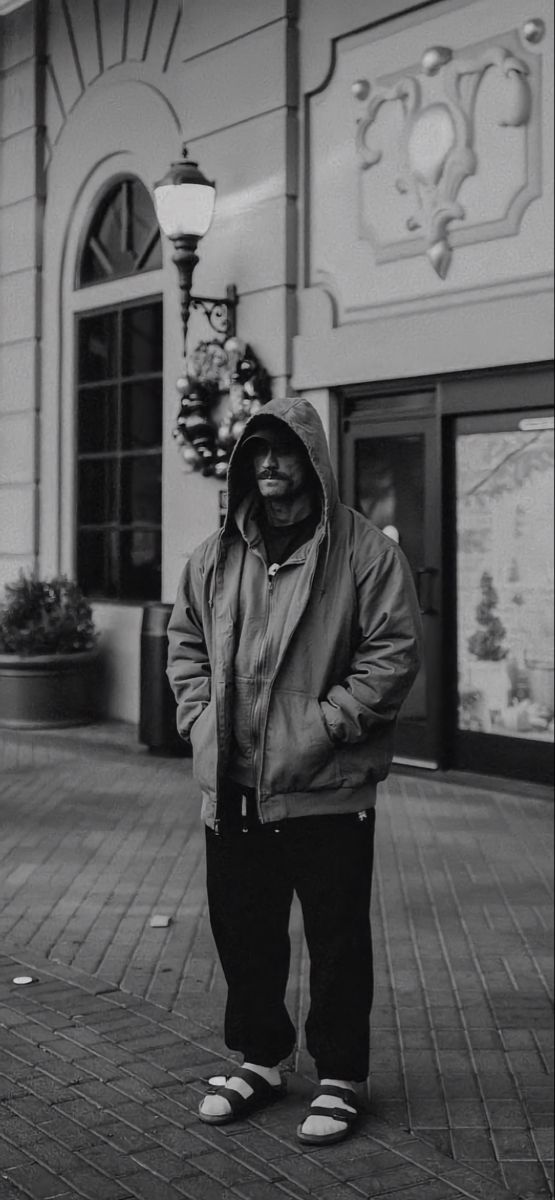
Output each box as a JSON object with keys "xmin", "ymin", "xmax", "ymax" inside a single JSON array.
[{"xmin": 0, "ymin": 0, "xmax": 553, "ymax": 782}]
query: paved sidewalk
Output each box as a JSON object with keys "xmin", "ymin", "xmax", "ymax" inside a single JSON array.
[
  {"xmin": 0, "ymin": 948, "xmax": 521, "ymax": 1200},
  {"xmin": 0, "ymin": 723, "xmax": 553, "ymax": 1200}
]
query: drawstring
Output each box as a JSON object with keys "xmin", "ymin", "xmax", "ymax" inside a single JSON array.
[
  {"xmin": 208, "ymin": 559, "xmax": 217, "ymax": 609},
  {"xmin": 209, "ymin": 535, "xmax": 226, "ymax": 609},
  {"xmin": 319, "ymin": 521, "xmax": 331, "ymax": 599}
]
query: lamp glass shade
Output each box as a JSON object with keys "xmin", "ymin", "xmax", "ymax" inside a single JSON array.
[{"xmin": 154, "ymin": 182, "xmax": 216, "ymax": 240}]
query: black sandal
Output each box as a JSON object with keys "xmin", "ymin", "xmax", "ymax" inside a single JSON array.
[
  {"xmin": 297, "ymin": 1084, "xmax": 359, "ymax": 1146},
  {"xmin": 198, "ymin": 1066, "xmax": 286, "ymax": 1125}
]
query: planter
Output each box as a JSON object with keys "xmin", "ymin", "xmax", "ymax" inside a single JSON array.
[{"xmin": 0, "ymin": 649, "xmax": 99, "ymax": 729}]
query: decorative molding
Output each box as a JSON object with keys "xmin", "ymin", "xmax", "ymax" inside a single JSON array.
[
  {"xmin": 353, "ymin": 30, "xmax": 542, "ymax": 278},
  {"xmin": 45, "ymin": 0, "xmax": 181, "ymax": 160},
  {"xmin": 293, "ymin": 286, "xmax": 554, "ymax": 391},
  {"xmin": 310, "ymin": 269, "xmax": 341, "ymax": 326}
]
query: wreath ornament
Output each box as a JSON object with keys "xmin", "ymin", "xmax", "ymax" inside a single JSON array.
[{"xmin": 172, "ymin": 337, "xmax": 271, "ymax": 478}]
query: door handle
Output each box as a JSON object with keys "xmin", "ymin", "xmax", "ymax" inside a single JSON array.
[{"xmin": 416, "ymin": 567, "xmax": 438, "ymax": 615}]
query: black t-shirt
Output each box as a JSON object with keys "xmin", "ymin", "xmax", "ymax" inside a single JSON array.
[{"xmin": 258, "ymin": 506, "xmax": 319, "ymax": 566}]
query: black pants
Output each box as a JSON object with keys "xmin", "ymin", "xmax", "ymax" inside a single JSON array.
[{"xmin": 205, "ymin": 788, "xmax": 375, "ymax": 1082}]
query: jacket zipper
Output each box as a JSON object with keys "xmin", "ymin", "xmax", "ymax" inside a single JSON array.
[
  {"xmin": 251, "ymin": 563, "xmax": 279, "ymax": 818},
  {"xmin": 212, "ymin": 541, "xmax": 228, "ymax": 836},
  {"xmin": 255, "ymin": 545, "xmax": 323, "ymax": 806}
]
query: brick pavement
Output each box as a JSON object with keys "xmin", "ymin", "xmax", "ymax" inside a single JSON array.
[
  {"xmin": 0, "ymin": 950, "xmax": 521, "ymax": 1200},
  {"xmin": 0, "ymin": 723, "xmax": 553, "ymax": 1200}
]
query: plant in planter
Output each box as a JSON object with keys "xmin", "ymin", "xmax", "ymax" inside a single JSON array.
[
  {"xmin": 0, "ymin": 573, "xmax": 99, "ymax": 729},
  {"xmin": 468, "ymin": 571, "xmax": 508, "ymax": 663},
  {"xmin": 467, "ymin": 571, "xmax": 509, "ymax": 718}
]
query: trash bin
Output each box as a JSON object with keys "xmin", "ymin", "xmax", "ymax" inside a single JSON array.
[{"xmin": 139, "ymin": 602, "xmax": 190, "ymax": 755}]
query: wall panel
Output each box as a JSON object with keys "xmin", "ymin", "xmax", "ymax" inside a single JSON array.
[
  {"xmin": 0, "ymin": 3, "xmax": 35, "ymax": 71},
  {"xmin": 0, "ymin": 199, "xmax": 39, "ymax": 273},
  {"xmin": 178, "ymin": 21, "xmax": 290, "ymax": 139},
  {"xmin": 0, "ymin": 128, "xmax": 36, "ymax": 206},
  {"xmin": 0, "ymin": 485, "xmax": 36, "ymax": 555},
  {"xmin": 182, "ymin": 0, "xmax": 294, "ymax": 60},
  {"xmin": 0, "ymin": 271, "xmax": 38, "ymax": 343},
  {"xmin": 0, "ymin": 57, "xmax": 36, "ymax": 136},
  {"xmin": 0, "ymin": 412, "xmax": 37, "ymax": 484},
  {"xmin": 0, "ymin": 341, "xmax": 37, "ymax": 410}
]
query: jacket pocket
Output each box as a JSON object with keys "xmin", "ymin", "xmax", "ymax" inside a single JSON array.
[
  {"xmin": 190, "ymin": 700, "xmax": 217, "ymax": 793},
  {"xmin": 335, "ymin": 726, "xmax": 393, "ymax": 786},
  {"xmin": 262, "ymin": 690, "xmax": 340, "ymax": 792}
]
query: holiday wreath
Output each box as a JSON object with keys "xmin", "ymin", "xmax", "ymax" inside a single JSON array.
[{"xmin": 172, "ymin": 336, "xmax": 271, "ymax": 477}]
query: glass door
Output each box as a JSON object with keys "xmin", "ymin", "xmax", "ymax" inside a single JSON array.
[
  {"xmin": 342, "ymin": 411, "xmax": 441, "ymax": 767},
  {"xmin": 454, "ymin": 410, "xmax": 554, "ymax": 783}
]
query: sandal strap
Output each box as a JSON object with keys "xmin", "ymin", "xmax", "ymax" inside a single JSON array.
[
  {"xmin": 210, "ymin": 1084, "xmax": 252, "ymax": 1114},
  {"xmin": 233, "ymin": 1066, "xmax": 279, "ymax": 1092},
  {"xmin": 206, "ymin": 1067, "xmax": 282, "ymax": 1107},
  {"xmin": 311, "ymin": 1085, "xmax": 358, "ymax": 1107},
  {"xmin": 307, "ymin": 1103, "xmax": 358, "ymax": 1124}
]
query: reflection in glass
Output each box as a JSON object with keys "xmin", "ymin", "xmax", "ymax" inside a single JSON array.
[
  {"xmin": 355, "ymin": 436, "xmax": 424, "ymax": 567},
  {"xmin": 77, "ymin": 530, "xmax": 119, "ymax": 599},
  {"xmin": 456, "ymin": 428, "xmax": 554, "ymax": 742},
  {"xmin": 78, "ymin": 386, "xmax": 117, "ymax": 454},
  {"xmin": 121, "ymin": 455, "xmax": 162, "ymax": 525},
  {"xmin": 78, "ymin": 312, "xmax": 117, "ymax": 382},
  {"xmin": 122, "ymin": 304, "xmax": 163, "ymax": 376},
  {"xmin": 121, "ymin": 382, "xmax": 163, "ymax": 450},
  {"xmin": 78, "ymin": 459, "xmax": 117, "ymax": 525},
  {"xmin": 120, "ymin": 530, "xmax": 162, "ymax": 601},
  {"xmin": 355, "ymin": 435, "xmax": 426, "ymax": 726},
  {"xmin": 76, "ymin": 300, "xmax": 163, "ymax": 601}
]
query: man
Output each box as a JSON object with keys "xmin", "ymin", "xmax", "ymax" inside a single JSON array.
[{"xmin": 167, "ymin": 397, "xmax": 421, "ymax": 1146}]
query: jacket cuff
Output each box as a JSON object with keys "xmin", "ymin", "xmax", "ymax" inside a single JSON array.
[{"xmin": 320, "ymin": 699, "xmax": 343, "ymax": 742}]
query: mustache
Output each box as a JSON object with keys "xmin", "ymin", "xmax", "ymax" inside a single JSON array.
[{"xmin": 256, "ymin": 470, "xmax": 288, "ymax": 480}]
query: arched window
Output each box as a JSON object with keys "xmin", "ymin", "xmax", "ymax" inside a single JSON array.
[
  {"xmin": 78, "ymin": 177, "xmax": 162, "ymax": 287},
  {"xmin": 75, "ymin": 178, "xmax": 163, "ymax": 602}
]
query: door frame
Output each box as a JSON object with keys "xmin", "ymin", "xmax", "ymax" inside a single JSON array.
[
  {"xmin": 339, "ymin": 389, "xmax": 443, "ymax": 767},
  {"xmin": 338, "ymin": 363, "xmax": 554, "ymax": 785},
  {"xmin": 446, "ymin": 405, "xmax": 554, "ymax": 786}
]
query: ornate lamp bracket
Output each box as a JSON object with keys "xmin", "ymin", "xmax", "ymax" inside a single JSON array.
[{"xmin": 190, "ymin": 286, "xmax": 238, "ymax": 339}]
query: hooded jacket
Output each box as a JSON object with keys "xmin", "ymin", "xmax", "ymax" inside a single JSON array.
[{"xmin": 167, "ymin": 397, "xmax": 422, "ymax": 828}]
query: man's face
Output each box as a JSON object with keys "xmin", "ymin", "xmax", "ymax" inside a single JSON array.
[{"xmin": 250, "ymin": 431, "xmax": 309, "ymax": 501}]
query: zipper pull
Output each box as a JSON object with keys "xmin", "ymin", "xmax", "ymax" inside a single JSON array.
[
  {"xmin": 241, "ymin": 793, "xmax": 248, "ymax": 833},
  {"xmin": 268, "ymin": 563, "xmax": 279, "ymax": 588}
]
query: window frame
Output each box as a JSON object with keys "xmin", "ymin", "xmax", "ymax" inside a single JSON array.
[
  {"xmin": 75, "ymin": 174, "xmax": 162, "ymax": 291},
  {"xmin": 75, "ymin": 294, "xmax": 164, "ymax": 604}
]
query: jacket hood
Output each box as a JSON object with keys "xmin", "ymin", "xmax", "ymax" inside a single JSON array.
[{"xmin": 223, "ymin": 397, "xmax": 339, "ymax": 535}]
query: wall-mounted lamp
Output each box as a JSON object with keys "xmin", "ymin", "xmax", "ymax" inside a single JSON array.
[
  {"xmin": 153, "ymin": 145, "xmax": 237, "ymax": 351},
  {"xmin": 154, "ymin": 145, "xmax": 269, "ymax": 478}
]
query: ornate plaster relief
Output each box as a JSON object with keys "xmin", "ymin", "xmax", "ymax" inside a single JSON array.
[
  {"xmin": 304, "ymin": 0, "xmax": 552, "ymax": 330},
  {"xmin": 353, "ymin": 24, "xmax": 543, "ymax": 278}
]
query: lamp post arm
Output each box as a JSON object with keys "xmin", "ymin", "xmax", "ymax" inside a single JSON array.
[{"xmin": 171, "ymin": 234, "xmax": 200, "ymax": 354}]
